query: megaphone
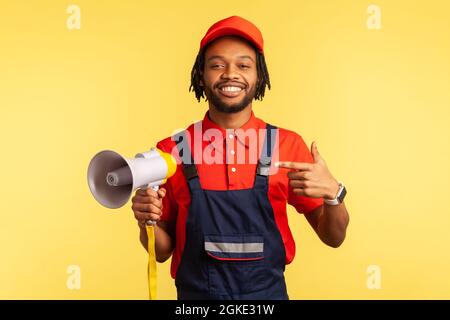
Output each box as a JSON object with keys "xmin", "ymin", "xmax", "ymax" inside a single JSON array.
[
  {"xmin": 87, "ymin": 147, "xmax": 177, "ymax": 300},
  {"xmin": 87, "ymin": 147, "xmax": 177, "ymax": 209}
]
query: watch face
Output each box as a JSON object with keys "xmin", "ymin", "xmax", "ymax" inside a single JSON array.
[{"xmin": 337, "ymin": 186, "xmax": 347, "ymax": 203}]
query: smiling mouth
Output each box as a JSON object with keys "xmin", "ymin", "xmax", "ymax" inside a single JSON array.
[{"xmin": 217, "ymin": 85, "xmax": 245, "ymax": 98}]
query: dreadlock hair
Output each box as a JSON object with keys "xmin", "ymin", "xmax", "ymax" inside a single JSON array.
[{"xmin": 189, "ymin": 41, "xmax": 271, "ymax": 102}]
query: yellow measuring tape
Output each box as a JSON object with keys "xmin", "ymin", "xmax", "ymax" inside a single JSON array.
[{"xmin": 146, "ymin": 224, "xmax": 157, "ymax": 300}]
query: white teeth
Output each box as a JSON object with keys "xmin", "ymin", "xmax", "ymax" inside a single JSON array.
[{"xmin": 220, "ymin": 86, "xmax": 242, "ymax": 92}]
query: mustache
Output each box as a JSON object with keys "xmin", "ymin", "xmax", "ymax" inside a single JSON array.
[{"xmin": 215, "ymin": 81, "xmax": 247, "ymax": 89}]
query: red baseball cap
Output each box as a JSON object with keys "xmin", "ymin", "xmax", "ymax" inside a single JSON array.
[{"xmin": 200, "ymin": 16, "xmax": 264, "ymax": 54}]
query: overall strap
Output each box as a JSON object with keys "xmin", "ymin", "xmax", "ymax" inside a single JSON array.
[
  {"xmin": 257, "ymin": 123, "xmax": 277, "ymax": 177},
  {"xmin": 172, "ymin": 130, "xmax": 201, "ymax": 189}
]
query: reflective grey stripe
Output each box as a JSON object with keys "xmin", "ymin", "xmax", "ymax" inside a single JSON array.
[{"xmin": 204, "ymin": 242, "xmax": 264, "ymax": 253}]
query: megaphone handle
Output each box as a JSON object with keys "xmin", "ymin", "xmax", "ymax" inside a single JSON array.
[{"xmin": 145, "ymin": 185, "xmax": 159, "ymax": 226}]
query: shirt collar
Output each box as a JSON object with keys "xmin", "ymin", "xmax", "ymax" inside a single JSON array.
[{"xmin": 202, "ymin": 110, "xmax": 263, "ymax": 149}]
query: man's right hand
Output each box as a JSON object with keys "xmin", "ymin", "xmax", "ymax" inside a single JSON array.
[{"xmin": 131, "ymin": 187, "xmax": 166, "ymax": 227}]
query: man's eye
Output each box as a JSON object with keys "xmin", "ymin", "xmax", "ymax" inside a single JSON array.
[
  {"xmin": 211, "ymin": 64, "xmax": 223, "ymax": 69},
  {"xmin": 240, "ymin": 65, "xmax": 250, "ymax": 69}
]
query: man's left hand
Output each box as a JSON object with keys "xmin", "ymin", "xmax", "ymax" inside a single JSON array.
[{"xmin": 276, "ymin": 141, "xmax": 340, "ymax": 200}]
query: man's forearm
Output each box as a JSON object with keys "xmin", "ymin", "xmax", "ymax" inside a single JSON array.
[
  {"xmin": 139, "ymin": 223, "xmax": 174, "ymax": 262},
  {"xmin": 318, "ymin": 202, "xmax": 350, "ymax": 248}
]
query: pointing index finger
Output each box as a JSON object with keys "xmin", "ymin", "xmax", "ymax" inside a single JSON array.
[{"xmin": 275, "ymin": 161, "xmax": 313, "ymax": 171}]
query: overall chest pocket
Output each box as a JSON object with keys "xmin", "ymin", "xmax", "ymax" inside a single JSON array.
[{"xmin": 204, "ymin": 234, "xmax": 269, "ymax": 295}]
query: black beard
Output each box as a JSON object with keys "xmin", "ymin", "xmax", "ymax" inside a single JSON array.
[{"xmin": 204, "ymin": 85, "xmax": 256, "ymax": 114}]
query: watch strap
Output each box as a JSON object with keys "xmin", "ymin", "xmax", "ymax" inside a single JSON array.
[{"xmin": 324, "ymin": 182, "xmax": 346, "ymax": 205}]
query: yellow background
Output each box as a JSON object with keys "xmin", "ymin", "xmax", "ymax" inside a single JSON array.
[{"xmin": 1, "ymin": 0, "xmax": 449, "ymax": 299}]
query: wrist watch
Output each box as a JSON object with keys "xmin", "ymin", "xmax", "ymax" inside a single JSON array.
[{"xmin": 324, "ymin": 182, "xmax": 347, "ymax": 205}]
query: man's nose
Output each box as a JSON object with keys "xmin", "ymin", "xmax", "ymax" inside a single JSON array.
[{"xmin": 220, "ymin": 65, "xmax": 240, "ymax": 80}]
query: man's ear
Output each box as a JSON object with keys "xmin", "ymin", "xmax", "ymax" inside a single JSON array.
[{"xmin": 199, "ymin": 73, "xmax": 204, "ymax": 87}]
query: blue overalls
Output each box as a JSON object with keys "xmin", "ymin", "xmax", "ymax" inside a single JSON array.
[{"xmin": 173, "ymin": 123, "xmax": 288, "ymax": 300}]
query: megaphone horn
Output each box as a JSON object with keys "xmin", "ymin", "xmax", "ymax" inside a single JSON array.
[{"xmin": 87, "ymin": 148, "xmax": 177, "ymax": 209}]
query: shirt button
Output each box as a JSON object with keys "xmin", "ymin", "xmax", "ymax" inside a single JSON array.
[
  {"xmin": 230, "ymin": 149, "xmax": 235, "ymax": 155},
  {"xmin": 228, "ymin": 134, "xmax": 234, "ymax": 139},
  {"xmin": 231, "ymin": 167, "xmax": 236, "ymax": 173}
]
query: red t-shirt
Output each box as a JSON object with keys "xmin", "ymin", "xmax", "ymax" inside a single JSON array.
[{"xmin": 156, "ymin": 111, "xmax": 324, "ymax": 279}]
